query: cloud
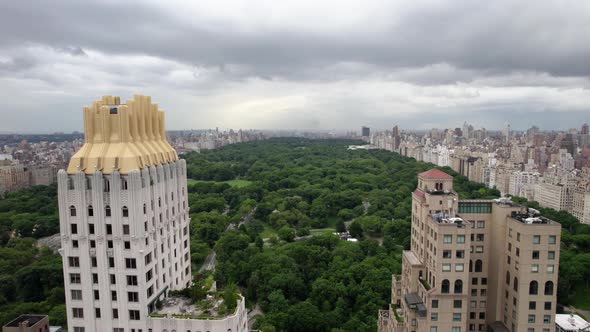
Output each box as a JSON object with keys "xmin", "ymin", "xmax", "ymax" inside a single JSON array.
[{"xmin": 0, "ymin": 0, "xmax": 588, "ymax": 132}]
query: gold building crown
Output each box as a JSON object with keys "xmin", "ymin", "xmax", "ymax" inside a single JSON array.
[{"xmin": 67, "ymin": 94, "xmax": 178, "ymax": 174}]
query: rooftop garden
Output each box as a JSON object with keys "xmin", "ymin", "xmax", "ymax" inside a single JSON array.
[{"xmin": 150, "ymin": 272, "xmax": 240, "ymax": 319}]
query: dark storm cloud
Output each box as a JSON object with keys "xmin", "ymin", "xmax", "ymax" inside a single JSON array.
[
  {"xmin": 1, "ymin": 0, "xmax": 589, "ymax": 82},
  {"xmin": 0, "ymin": 0, "xmax": 588, "ymax": 132}
]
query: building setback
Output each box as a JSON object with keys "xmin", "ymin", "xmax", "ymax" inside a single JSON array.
[
  {"xmin": 379, "ymin": 168, "xmax": 561, "ymax": 332},
  {"xmin": 58, "ymin": 95, "xmax": 247, "ymax": 332}
]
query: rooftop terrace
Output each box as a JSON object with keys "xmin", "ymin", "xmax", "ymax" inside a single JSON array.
[{"xmin": 151, "ymin": 293, "xmax": 241, "ymax": 319}]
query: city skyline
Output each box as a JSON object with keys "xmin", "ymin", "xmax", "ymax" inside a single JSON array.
[{"xmin": 1, "ymin": 1, "xmax": 590, "ymax": 132}]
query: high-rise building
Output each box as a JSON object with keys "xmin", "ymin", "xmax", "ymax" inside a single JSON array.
[
  {"xmin": 378, "ymin": 168, "xmax": 561, "ymax": 332},
  {"xmin": 362, "ymin": 126, "xmax": 371, "ymax": 138},
  {"xmin": 58, "ymin": 95, "xmax": 247, "ymax": 332}
]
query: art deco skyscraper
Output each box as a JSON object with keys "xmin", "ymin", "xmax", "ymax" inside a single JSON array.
[{"xmin": 58, "ymin": 95, "xmax": 192, "ymax": 332}]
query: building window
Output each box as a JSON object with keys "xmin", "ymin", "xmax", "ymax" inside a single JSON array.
[
  {"xmin": 454, "ymin": 280, "xmax": 463, "ymax": 294},
  {"xmin": 73, "ymin": 308, "xmax": 84, "ymax": 318},
  {"xmin": 529, "ymin": 301, "xmax": 536, "ymax": 310},
  {"xmin": 543, "ymin": 315, "xmax": 551, "ymax": 323},
  {"xmin": 432, "ymin": 300, "xmax": 439, "ymax": 308},
  {"xmin": 110, "ymin": 274, "xmax": 116, "ymax": 285},
  {"xmin": 71, "ymin": 289, "xmax": 82, "ymax": 300},
  {"xmin": 457, "ymin": 235, "xmax": 465, "ymax": 243},
  {"xmin": 94, "ymin": 289, "xmax": 100, "ymax": 300},
  {"xmin": 529, "ymin": 281, "xmax": 538, "ymax": 295},
  {"xmin": 477, "ymin": 220, "xmax": 485, "ymax": 228},
  {"xmin": 70, "ymin": 273, "xmax": 81, "ymax": 284},
  {"xmin": 71, "ymin": 223, "xmax": 78, "ymax": 234},
  {"xmin": 123, "ymin": 224, "xmax": 130, "ymax": 235},
  {"xmin": 68, "ymin": 256, "xmax": 80, "ymax": 267},
  {"xmin": 124, "ymin": 241, "xmax": 131, "ymax": 249},
  {"xmin": 532, "ymin": 251, "xmax": 539, "ymax": 259},
  {"xmin": 431, "ymin": 312, "xmax": 438, "ymax": 321},
  {"xmin": 88, "ymin": 205, "xmax": 94, "ymax": 216},
  {"xmin": 444, "ymin": 235, "xmax": 452, "ymax": 243},
  {"xmin": 453, "ymin": 313, "xmax": 461, "ymax": 321},
  {"xmin": 73, "ymin": 328, "xmax": 85, "ymax": 332},
  {"xmin": 452, "ymin": 327, "xmax": 461, "ymax": 332},
  {"xmin": 476, "ymin": 234, "xmax": 484, "ymax": 241},
  {"xmin": 528, "ymin": 314, "xmax": 535, "ymax": 323},
  {"xmin": 456, "ymin": 264, "xmax": 464, "ymax": 272},
  {"xmin": 129, "ymin": 310, "xmax": 140, "ymax": 320},
  {"xmin": 431, "ymin": 327, "xmax": 438, "ymax": 332},
  {"xmin": 533, "ymin": 235, "xmax": 540, "ymax": 244},
  {"xmin": 128, "ymin": 292, "xmax": 139, "ymax": 302},
  {"xmin": 475, "ymin": 246, "xmax": 483, "ymax": 253},
  {"xmin": 111, "ymin": 291, "xmax": 117, "ymax": 301},
  {"xmin": 544, "ymin": 302, "xmax": 551, "ymax": 310},
  {"xmin": 548, "ymin": 235, "xmax": 556, "ymax": 244},
  {"xmin": 547, "ymin": 265, "xmax": 554, "ymax": 273},
  {"xmin": 531, "ymin": 264, "xmax": 539, "ymax": 273},
  {"xmin": 92, "ymin": 273, "xmax": 98, "ymax": 284},
  {"xmin": 70, "ymin": 205, "xmax": 77, "ymax": 217},
  {"xmin": 544, "ymin": 281, "xmax": 554, "ymax": 295},
  {"xmin": 112, "ymin": 309, "xmax": 119, "ymax": 319},
  {"xmin": 456, "ymin": 250, "xmax": 465, "ymax": 258},
  {"xmin": 443, "ymin": 250, "xmax": 452, "ymax": 258},
  {"xmin": 453, "ymin": 300, "xmax": 462, "ymax": 308},
  {"xmin": 442, "ymin": 279, "xmax": 450, "ymax": 293},
  {"xmin": 514, "ymin": 277, "xmax": 518, "ymax": 291},
  {"xmin": 105, "ymin": 205, "xmax": 111, "ymax": 217},
  {"xmin": 125, "ymin": 258, "xmax": 137, "ymax": 269},
  {"xmin": 127, "ymin": 275, "xmax": 138, "ymax": 286},
  {"xmin": 548, "ymin": 251, "xmax": 555, "ymax": 260},
  {"xmin": 106, "ymin": 224, "xmax": 112, "ymax": 235},
  {"xmin": 109, "ymin": 257, "xmax": 115, "ymax": 268},
  {"xmin": 122, "ymin": 206, "xmax": 129, "ymax": 217},
  {"xmin": 443, "ymin": 264, "xmax": 451, "ymax": 272},
  {"xmin": 475, "ymin": 260, "xmax": 483, "ymax": 272},
  {"xmin": 89, "ymin": 223, "xmax": 95, "ymax": 234}
]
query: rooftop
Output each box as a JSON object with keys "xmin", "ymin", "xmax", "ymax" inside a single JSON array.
[
  {"xmin": 555, "ymin": 314, "xmax": 590, "ymax": 330},
  {"xmin": 418, "ymin": 168, "xmax": 453, "ymax": 179},
  {"xmin": 151, "ymin": 293, "xmax": 240, "ymax": 320},
  {"xmin": 4, "ymin": 315, "xmax": 46, "ymax": 327}
]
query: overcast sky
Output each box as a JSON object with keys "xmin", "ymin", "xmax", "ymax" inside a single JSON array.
[{"xmin": 1, "ymin": 0, "xmax": 589, "ymax": 133}]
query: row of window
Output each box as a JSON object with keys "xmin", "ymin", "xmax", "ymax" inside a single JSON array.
[
  {"xmin": 505, "ymin": 272, "xmax": 554, "ymax": 295},
  {"xmin": 72, "ymin": 308, "xmax": 141, "ymax": 320},
  {"xmin": 508, "ymin": 229, "xmax": 557, "ymax": 245}
]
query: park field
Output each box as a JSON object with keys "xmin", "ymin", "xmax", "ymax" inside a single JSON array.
[{"xmin": 187, "ymin": 178, "xmax": 253, "ymax": 188}]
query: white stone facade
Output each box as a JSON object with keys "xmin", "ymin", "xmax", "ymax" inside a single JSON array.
[{"xmin": 58, "ymin": 160, "xmax": 192, "ymax": 332}]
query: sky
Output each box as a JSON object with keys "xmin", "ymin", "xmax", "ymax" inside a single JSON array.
[{"xmin": 0, "ymin": 0, "xmax": 589, "ymax": 133}]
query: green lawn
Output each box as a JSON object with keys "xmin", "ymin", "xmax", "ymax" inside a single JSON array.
[
  {"xmin": 569, "ymin": 285, "xmax": 590, "ymax": 310},
  {"xmin": 187, "ymin": 179, "xmax": 253, "ymax": 188},
  {"xmin": 309, "ymin": 228, "xmax": 337, "ymax": 236},
  {"xmin": 260, "ymin": 225, "xmax": 277, "ymax": 239}
]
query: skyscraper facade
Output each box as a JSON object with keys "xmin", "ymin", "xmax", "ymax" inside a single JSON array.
[
  {"xmin": 379, "ymin": 169, "xmax": 561, "ymax": 332},
  {"xmin": 58, "ymin": 95, "xmax": 247, "ymax": 332}
]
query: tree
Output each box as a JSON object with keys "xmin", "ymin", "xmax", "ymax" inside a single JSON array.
[
  {"xmin": 278, "ymin": 226, "xmax": 295, "ymax": 242},
  {"xmin": 348, "ymin": 220, "xmax": 364, "ymax": 239}
]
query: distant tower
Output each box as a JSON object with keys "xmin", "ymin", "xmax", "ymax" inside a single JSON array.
[
  {"xmin": 581, "ymin": 123, "xmax": 589, "ymax": 135},
  {"xmin": 503, "ymin": 122, "xmax": 511, "ymax": 143},
  {"xmin": 362, "ymin": 126, "xmax": 371, "ymax": 140},
  {"xmin": 58, "ymin": 95, "xmax": 247, "ymax": 332}
]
